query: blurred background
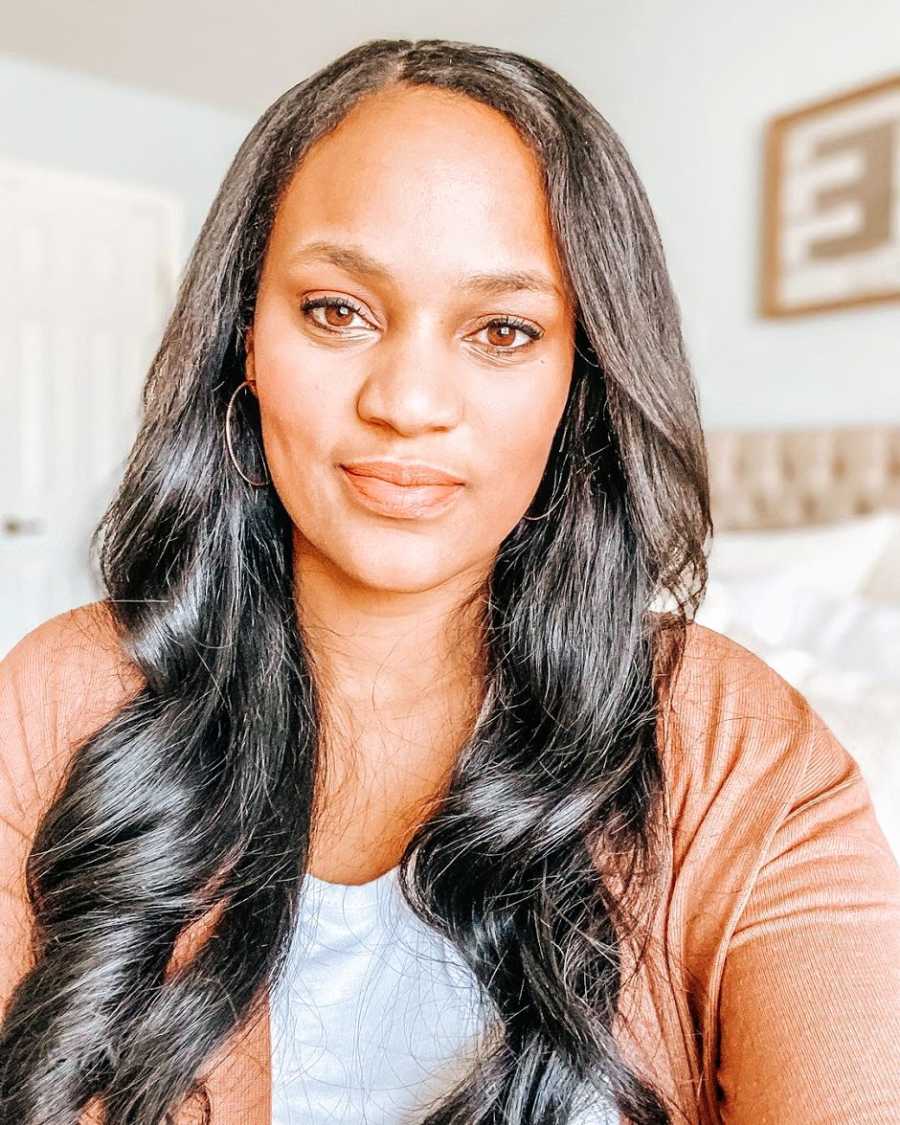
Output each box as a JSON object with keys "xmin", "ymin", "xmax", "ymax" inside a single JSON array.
[{"xmin": 1, "ymin": 1, "xmax": 898, "ymax": 853}]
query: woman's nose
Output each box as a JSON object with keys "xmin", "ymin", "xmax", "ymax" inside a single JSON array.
[{"xmin": 354, "ymin": 332, "xmax": 463, "ymax": 436}]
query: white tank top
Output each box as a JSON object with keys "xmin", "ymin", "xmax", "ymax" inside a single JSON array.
[{"xmin": 269, "ymin": 863, "xmax": 619, "ymax": 1124}]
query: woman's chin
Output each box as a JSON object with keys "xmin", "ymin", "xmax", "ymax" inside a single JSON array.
[{"xmin": 341, "ymin": 551, "xmax": 459, "ymax": 595}]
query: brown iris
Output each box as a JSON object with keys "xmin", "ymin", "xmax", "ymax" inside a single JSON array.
[
  {"xmin": 322, "ymin": 303, "xmax": 356, "ymax": 328},
  {"xmin": 485, "ymin": 322, "xmax": 517, "ymax": 348}
]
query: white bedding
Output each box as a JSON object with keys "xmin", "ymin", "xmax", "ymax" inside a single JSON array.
[{"xmin": 695, "ymin": 513, "xmax": 900, "ymax": 864}]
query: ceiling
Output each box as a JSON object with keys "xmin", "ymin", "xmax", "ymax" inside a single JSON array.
[{"xmin": 0, "ymin": 0, "xmax": 602, "ymax": 118}]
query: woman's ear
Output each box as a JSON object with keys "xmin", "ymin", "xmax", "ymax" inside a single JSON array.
[{"xmin": 244, "ymin": 327, "xmax": 258, "ymax": 395}]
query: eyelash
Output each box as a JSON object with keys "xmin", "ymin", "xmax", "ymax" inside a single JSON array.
[{"xmin": 299, "ymin": 295, "xmax": 544, "ymax": 358}]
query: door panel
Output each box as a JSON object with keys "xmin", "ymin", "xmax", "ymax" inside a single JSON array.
[{"xmin": 0, "ymin": 157, "xmax": 182, "ymax": 657}]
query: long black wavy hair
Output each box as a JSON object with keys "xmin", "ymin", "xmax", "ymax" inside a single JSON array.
[{"xmin": 0, "ymin": 37, "xmax": 711, "ymax": 1125}]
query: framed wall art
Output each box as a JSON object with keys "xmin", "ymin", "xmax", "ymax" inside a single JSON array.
[{"xmin": 760, "ymin": 72, "xmax": 900, "ymax": 317}]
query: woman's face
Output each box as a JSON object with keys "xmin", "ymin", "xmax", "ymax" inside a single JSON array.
[{"xmin": 245, "ymin": 84, "xmax": 576, "ymax": 596}]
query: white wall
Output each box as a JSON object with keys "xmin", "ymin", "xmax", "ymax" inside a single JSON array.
[
  {"xmin": 547, "ymin": 0, "xmax": 900, "ymax": 428},
  {"xmin": 0, "ymin": 52, "xmax": 253, "ymax": 267}
]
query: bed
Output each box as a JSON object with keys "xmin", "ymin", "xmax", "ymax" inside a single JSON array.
[{"xmin": 696, "ymin": 423, "xmax": 900, "ymax": 862}]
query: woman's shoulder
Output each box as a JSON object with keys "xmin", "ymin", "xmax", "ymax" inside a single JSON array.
[
  {"xmin": 659, "ymin": 621, "xmax": 876, "ymax": 892},
  {"xmin": 655, "ymin": 622, "xmax": 900, "ymax": 1117},
  {"xmin": 666, "ymin": 618, "xmax": 814, "ymax": 722},
  {"xmin": 660, "ymin": 620, "xmax": 831, "ymax": 842},
  {"xmin": 4, "ymin": 598, "xmax": 122, "ymax": 664},
  {"xmin": 1, "ymin": 599, "xmax": 137, "ymax": 709},
  {"xmin": 0, "ymin": 600, "xmax": 141, "ymax": 835},
  {"xmin": 664, "ymin": 618, "xmax": 821, "ymax": 756}
]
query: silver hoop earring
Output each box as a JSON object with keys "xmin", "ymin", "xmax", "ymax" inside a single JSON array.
[{"xmin": 225, "ymin": 380, "xmax": 270, "ymax": 488}]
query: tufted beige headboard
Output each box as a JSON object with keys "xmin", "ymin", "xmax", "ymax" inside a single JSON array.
[{"xmin": 705, "ymin": 424, "xmax": 900, "ymax": 531}]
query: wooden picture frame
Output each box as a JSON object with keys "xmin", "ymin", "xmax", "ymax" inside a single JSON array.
[{"xmin": 759, "ymin": 72, "xmax": 900, "ymax": 317}]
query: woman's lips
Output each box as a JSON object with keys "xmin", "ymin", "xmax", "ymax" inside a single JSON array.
[{"xmin": 340, "ymin": 466, "xmax": 463, "ymax": 519}]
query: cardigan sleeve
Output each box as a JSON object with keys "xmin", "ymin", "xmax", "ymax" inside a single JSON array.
[
  {"xmin": 0, "ymin": 605, "xmax": 133, "ymax": 1021},
  {"xmin": 715, "ymin": 713, "xmax": 900, "ymax": 1123},
  {"xmin": 0, "ymin": 618, "xmax": 62, "ymax": 1018}
]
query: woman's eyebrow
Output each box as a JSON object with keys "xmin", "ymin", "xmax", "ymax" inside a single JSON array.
[{"xmin": 286, "ymin": 239, "xmax": 563, "ymax": 299}]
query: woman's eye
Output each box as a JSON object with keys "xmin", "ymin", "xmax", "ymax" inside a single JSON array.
[
  {"xmin": 300, "ymin": 298, "xmax": 542, "ymax": 358},
  {"xmin": 473, "ymin": 318, "xmax": 543, "ymax": 355},
  {"xmin": 301, "ymin": 296, "xmax": 372, "ymax": 332}
]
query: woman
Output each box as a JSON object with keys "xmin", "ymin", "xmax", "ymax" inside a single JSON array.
[{"xmin": 1, "ymin": 37, "xmax": 898, "ymax": 1125}]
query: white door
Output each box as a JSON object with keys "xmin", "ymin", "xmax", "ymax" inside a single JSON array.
[{"xmin": 0, "ymin": 157, "xmax": 183, "ymax": 658}]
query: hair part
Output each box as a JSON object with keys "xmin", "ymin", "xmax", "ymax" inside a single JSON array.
[{"xmin": 0, "ymin": 37, "xmax": 709, "ymax": 1124}]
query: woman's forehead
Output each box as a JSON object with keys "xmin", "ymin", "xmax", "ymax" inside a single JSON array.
[{"xmin": 268, "ymin": 88, "xmax": 569, "ymax": 300}]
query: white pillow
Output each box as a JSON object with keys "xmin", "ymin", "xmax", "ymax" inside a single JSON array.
[
  {"xmin": 705, "ymin": 511, "xmax": 900, "ymax": 599},
  {"xmin": 698, "ymin": 573, "xmax": 900, "ymax": 673},
  {"xmin": 861, "ymin": 513, "xmax": 900, "ymax": 603}
]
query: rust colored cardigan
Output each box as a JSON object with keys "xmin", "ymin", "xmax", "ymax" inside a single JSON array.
[{"xmin": 1, "ymin": 602, "xmax": 899, "ymax": 1124}]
